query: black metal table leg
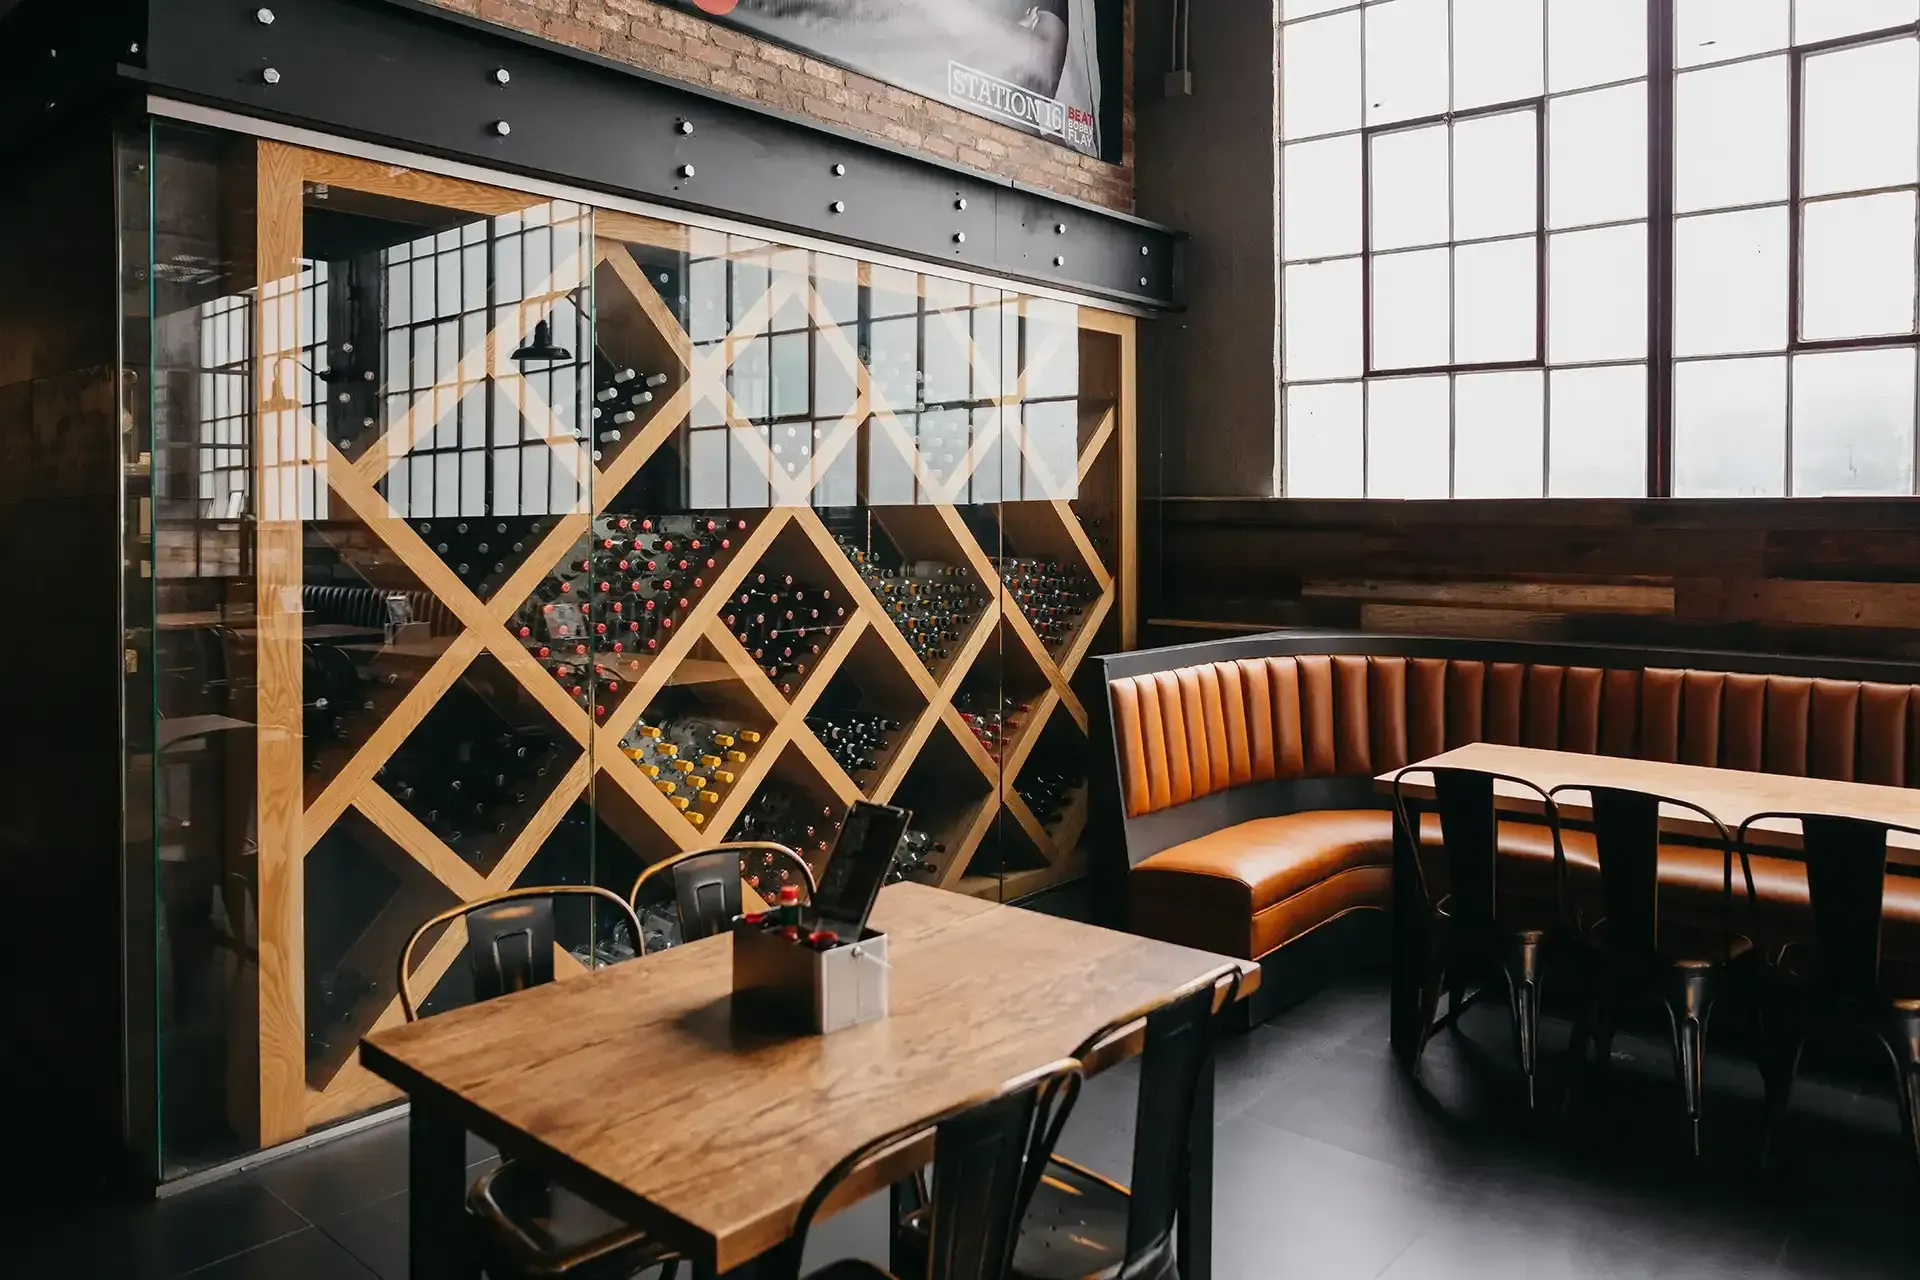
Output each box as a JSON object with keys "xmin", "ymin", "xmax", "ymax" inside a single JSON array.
[
  {"xmin": 409, "ymin": 1101, "xmax": 471, "ymax": 1280},
  {"xmin": 1178, "ymin": 1054, "xmax": 1216, "ymax": 1280},
  {"xmin": 888, "ymin": 1172, "xmax": 926, "ymax": 1274},
  {"xmin": 1390, "ymin": 800, "xmax": 1423, "ymax": 1067}
]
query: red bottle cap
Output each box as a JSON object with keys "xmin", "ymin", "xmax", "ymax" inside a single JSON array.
[
  {"xmin": 779, "ymin": 885, "xmax": 801, "ymax": 904},
  {"xmin": 742, "ymin": 911, "xmax": 767, "ymax": 925},
  {"xmin": 807, "ymin": 930, "xmax": 840, "ymax": 950}
]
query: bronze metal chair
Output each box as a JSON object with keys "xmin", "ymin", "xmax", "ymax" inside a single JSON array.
[
  {"xmin": 398, "ymin": 886, "xmax": 678, "ymax": 1280},
  {"xmin": 1554, "ymin": 786, "xmax": 1764, "ymax": 1156},
  {"xmin": 950, "ymin": 964, "xmax": 1242, "ymax": 1280},
  {"xmin": 628, "ymin": 842, "xmax": 818, "ymax": 952},
  {"xmin": 775, "ymin": 1059, "xmax": 1084, "ymax": 1280},
  {"xmin": 1740, "ymin": 812, "xmax": 1920, "ymax": 1177},
  {"xmin": 1392, "ymin": 767, "xmax": 1573, "ymax": 1108}
]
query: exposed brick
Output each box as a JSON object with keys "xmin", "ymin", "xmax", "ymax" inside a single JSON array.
[{"xmin": 420, "ymin": 0, "xmax": 1132, "ymax": 212}]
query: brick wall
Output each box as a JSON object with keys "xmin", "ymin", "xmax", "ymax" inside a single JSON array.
[{"xmin": 428, "ymin": 0, "xmax": 1135, "ymax": 213}]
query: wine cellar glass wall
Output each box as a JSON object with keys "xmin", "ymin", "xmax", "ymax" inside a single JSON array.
[{"xmin": 128, "ymin": 127, "xmax": 1136, "ymax": 1169}]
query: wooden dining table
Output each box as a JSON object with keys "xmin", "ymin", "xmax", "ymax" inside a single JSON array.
[
  {"xmin": 1376, "ymin": 741, "xmax": 1920, "ymax": 1061},
  {"xmin": 359, "ymin": 880, "xmax": 1257, "ymax": 1280}
]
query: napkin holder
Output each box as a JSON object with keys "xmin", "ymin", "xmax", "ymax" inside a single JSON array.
[{"xmin": 730, "ymin": 918, "xmax": 890, "ymax": 1034}]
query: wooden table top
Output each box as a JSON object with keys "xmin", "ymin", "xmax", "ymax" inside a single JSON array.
[
  {"xmin": 360, "ymin": 882, "xmax": 1254, "ymax": 1272},
  {"xmin": 1378, "ymin": 742, "xmax": 1920, "ymax": 862}
]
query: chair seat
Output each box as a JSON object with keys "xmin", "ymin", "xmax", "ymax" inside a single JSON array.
[
  {"xmin": 469, "ymin": 1158, "xmax": 674, "ymax": 1279},
  {"xmin": 804, "ymin": 1261, "xmax": 895, "ymax": 1280},
  {"xmin": 1584, "ymin": 917, "xmax": 1756, "ymax": 971},
  {"xmin": 1008, "ymin": 1157, "xmax": 1136, "ymax": 1280},
  {"xmin": 1778, "ymin": 946, "xmax": 1920, "ymax": 1012}
]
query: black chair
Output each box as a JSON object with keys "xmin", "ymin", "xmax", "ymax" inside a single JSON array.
[
  {"xmin": 628, "ymin": 842, "xmax": 818, "ymax": 952},
  {"xmin": 1392, "ymin": 767, "xmax": 1572, "ymax": 1108},
  {"xmin": 970, "ymin": 964, "xmax": 1242, "ymax": 1280},
  {"xmin": 1553, "ymin": 786, "xmax": 1764, "ymax": 1156},
  {"xmin": 398, "ymin": 886, "xmax": 679, "ymax": 1280},
  {"xmin": 775, "ymin": 1059, "xmax": 1084, "ymax": 1280},
  {"xmin": 1740, "ymin": 812, "xmax": 1920, "ymax": 1177}
]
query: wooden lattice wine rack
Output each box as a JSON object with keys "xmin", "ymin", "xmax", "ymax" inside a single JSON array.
[{"xmin": 233, "ymin": 142, "xmax": 1135, "ymax": 1145}]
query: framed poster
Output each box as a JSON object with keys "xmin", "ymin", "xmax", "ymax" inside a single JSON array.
[{"xmin": 675, "ymin": 1, "xmax": 1124, "ymax": 164}]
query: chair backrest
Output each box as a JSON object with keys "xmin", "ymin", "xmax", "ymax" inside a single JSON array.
[
  {"xmin": 779, "ymin": 1059, "xmax": 1083, "ymax": 1280},
  {"xmin": 397, "ymin": 885, "xmax": 642, "ymax": 1021},
  {"xmin": 1554, "ymin": 785, "xmax": 1735, "ymax": 956},
  {"xmin": 629, "ymin": 842, "xmax": 817, "ymax": 952},
  {"xmin": 1392, "ymin": 767, "xmax": 1564, "ymax": 926},
  {"xmin": 1070, "ymin": 965, "xmax": 1239, "ymax": 1279},
  {"xmin": 1736, "ymin": 812, "xmax": 1920, "ymax": 1000}
]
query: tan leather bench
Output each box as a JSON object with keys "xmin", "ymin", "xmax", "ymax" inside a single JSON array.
[{"xmin": 1088, "ymin": 639, "xmax": 1920, "ymax": 1014}]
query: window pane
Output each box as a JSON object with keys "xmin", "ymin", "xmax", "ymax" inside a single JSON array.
[
  {"xmin": 1454, "ymin": 0, "xmax": 1545, "ymax": 110},
  {"xmin": 1548, "ymin": 224, "xmax": 1647, "ymax": 362},
  {"xmin": 1548, "ymin": 83, "xmax": 1648, "ymax": 229},
  {"xmin": 1453, "ymin": 110, "xmax": 1539, "ymax": 241},
  {"xmin": 1284, "ymin": 136, "xmax": 1364, "ymax": 262},
  {"xmin": 1370, "ymin": 125, "xmax": 1450, "ymax": 251},
  {"xmin": 1673, "ymin": 357, "xmax": 1787, "ymax": 496},
  {"xmin": 1371, "ymin": 248, "xmax": 1452, "ymax": 370},
  {"xmin": 1792, "ymin": 348, "xmax": 1917, "ymax": 495},
  {"xmin": 1795, "ymin": 0, "xmax": 1920, "ymax": 45},
  {"xmin": 1675, "ymin": 58, "xmax": 1789, "ymax": 213},
  {"xmin": 1676, "ymin": 0, "xmax": 1788, "ymax": 68},
  {"xmin": 1547, "ymin": 0, "xmax": 1647, "ymax": 93},
  {"xmin": 1674, "ymin": 208, "xmax": 1789, "ymax": 356},
  {"xmin": 1549, "ymin": 365, "xmax": 1648, "ymax": 495},
  {"xmin": 1802, "ymin": 192, "xmax": 1918, "ymax": 342},
  {"xmin": 1285, "ymin": 383, "xmax": 1365, "ymax": 496},
  {"xmin": 1803, "ymin": 38, "xmax": 1920, "ymax": 199},
  {"xmin": 1455, "ymin": 371, "xmax": 1546, "ymax": 496},
  {"xmin": 1367, "ymin": 376, "xmax": 1452, "ymax": 497},
  {"xmin": 1366, "ymin": 0, "xmax": 1450, "ymax": 125},
  {"xmin": 1455, "ymin": 238, "xmax": 1539, "ymax": 363},
  {"xmin": 1283, "ymin": 13, "xmax": 1362, "ymax": 139},
  {"xmin": 1283, "ymin": 0, "xmax": 1352, "ymax": 16},
  {"xmin": 1284, "ymin": 259, "xmax": 1365, "ymax": 380}
]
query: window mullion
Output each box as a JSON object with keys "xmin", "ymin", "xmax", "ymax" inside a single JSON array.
[{"xmin": 1648, "ymin": 0, "xmax": 1677, "ymax": 497}]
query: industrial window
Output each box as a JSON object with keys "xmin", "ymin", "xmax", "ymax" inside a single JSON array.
[{"xmin": 1279, "ymin": 0, "xmax": 1920, "ymax": 497}]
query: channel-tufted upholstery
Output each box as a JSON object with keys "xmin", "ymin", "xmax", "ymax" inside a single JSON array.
[{"xmin": 1105, "ymin": 653, "xmax": 1920, "ymax": 969}]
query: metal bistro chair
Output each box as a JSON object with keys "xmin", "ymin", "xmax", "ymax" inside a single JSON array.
[
  {"xmin": 398, "ymin": 886, "xmax": 680, "ymax": 1280},
  {"xmin": 1553, "ymin": 786, "xmax": 1766, "ymax": 1157},
  {"xmin": 628, "ymin": 842, "xmax": 818, "ymax": 952},
  {"xmin": 948, "ymin": 964, "xmax": 1243, "ymax": 1280},
  {"xmin": 1392, "ymin": 766, "xmax": 1574, "ymax": 1109},
  {"xmin": 1740, "ymin": 812, "xmax": 1920, "ymax": 1178},
  {"xmin": 776, "ymin": 1059, "xmax": 1085, "ymax": 1280}
]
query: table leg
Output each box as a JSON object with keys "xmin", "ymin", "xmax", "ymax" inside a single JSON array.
[
  {"xmin": 1178, "ymin": 1054, "xmax": 1216, "ymax": 1280},
  {"xmin": 409, "ymin": 1100, "xmax": 471, "ymax": 1280},
  {"xmin": 888, "ymin": 1172, "xmax": 925, "ymax": 1274},
  {"xmin": 1390, "ymin": 801, "xmax": 1423, "ymax": 1067}
]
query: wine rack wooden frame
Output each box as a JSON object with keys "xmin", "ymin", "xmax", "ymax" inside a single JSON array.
[{"xmin": 244, "ymin": 141, "xmax": 1136, "ymax": 1145}]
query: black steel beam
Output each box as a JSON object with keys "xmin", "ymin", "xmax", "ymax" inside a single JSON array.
[{"xmin": 121, "ymin": 0, "xmax": 1177, "ymax": 309}]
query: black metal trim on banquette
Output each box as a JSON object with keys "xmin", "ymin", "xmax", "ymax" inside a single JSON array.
[
  {"xmin": 1082, "ymin": 629, "xmax": 1920, "ymax": 927},
  {"xmin": 0, "ymin": 0, "xmax": 1179, "ymax": 311}
]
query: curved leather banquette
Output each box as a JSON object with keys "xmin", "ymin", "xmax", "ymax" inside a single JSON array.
[{"xmin": 1086, "ymin": 633, "xmax": 1920, "ymax": 1013}]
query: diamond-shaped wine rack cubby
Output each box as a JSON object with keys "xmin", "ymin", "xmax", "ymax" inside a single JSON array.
[{"xmin": 238, "ymin": 144, "xmax": 1132, "ymax": 1147}]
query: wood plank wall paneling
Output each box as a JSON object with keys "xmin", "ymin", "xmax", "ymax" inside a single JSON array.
[{"xmin": 1147, "ymin": 499, "xmax": 1920, "ymax": 661}]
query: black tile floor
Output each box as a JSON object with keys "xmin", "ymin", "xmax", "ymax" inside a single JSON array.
[{"xmin": 11, "ymin": 975, "xmax": 1920, "ymax": 1279}]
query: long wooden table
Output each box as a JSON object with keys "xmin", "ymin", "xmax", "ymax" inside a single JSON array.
[
  {"xmin": 1376, "ymin": 742, "xmax": 1920, "ymax": 1060},
  {"xmin": 360, "ymin": 881, "xmax": 1256, "ymax": 1279}
]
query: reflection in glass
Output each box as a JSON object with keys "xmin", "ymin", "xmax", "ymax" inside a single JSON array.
[
  {"xmin": 1367, "ymin": 375, "xmax": 1452, "ymax": 498},
  {"xmin": 1675, "ymin": 58, "xmax": 1789, "ymax": 214},
  {"xmin": 1674, "ymin": 208, "xmax": 1787, "ymax": 357},
  {"xmin": 1673, "ymin": 357, "xmax": 1787, "ymax": 496},
  {"xmin": 1286, "ymin": 383, "xmax": 1365, "ymax": 497},
  {"xmin": 1549, "ymin": 364, "xmax": 1647, "ymax": 496},
  {"xmin": 1454, "ymin": 371, "xmax": 1545, "ymax": 497},
  {"xmin": 1792, "ymin": 348, "xmax": 1917, "ymax": 496},
  {"xmin": 1801, "ymin": 193, "xmax": 1918, "ymax": 342}
]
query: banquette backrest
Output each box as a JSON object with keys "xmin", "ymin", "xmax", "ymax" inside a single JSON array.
[{"xmin": 1084, "ymin": 632, "xmax": 1920, "ymax": 923}]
